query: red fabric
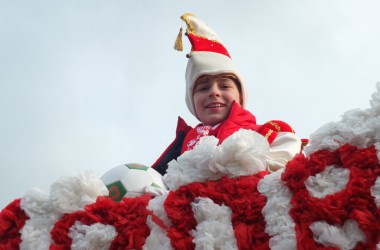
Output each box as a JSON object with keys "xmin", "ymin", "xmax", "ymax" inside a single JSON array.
[
  {"xmin": 187, "ymin": 33, "xmax": 231, "ymax": 58},
  {"xmin": 164, "ymin": 172, "xmax": 269, "ymax": 250},
  {"xmin": 156, "ymin": 103, "xmax": 298, "ymax": 166},
  {"xmin": 262, "ymin": 120, "xmax": 295, "ymax": 133},
  {"xmin": 257, "ymin": 120, "xmax": 297, "ymax": 144},
  {"xmin": 256, "ymin": 126, "xmax": 277, "ymax": 144},
  {"xmin": 181, "ymin": 102, "xmax": 293, "ymax": 154},
  {"xmin": 216, "ymin": 103, "xmax": 262, "ymax": 143},
  {"xmin": 181, "ymin": 124, "xmax": 221, "ymax": 152},
  {"xmin": 0, "ymin": 198, "xmax": 29, "ymax": 249},
  {"xmin": 282, "ymin": 144, "xmax": 380, "ymax": 249}
]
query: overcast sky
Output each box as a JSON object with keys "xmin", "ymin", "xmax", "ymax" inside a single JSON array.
[{"xmin": 1, "ymin": 0, "xmax": 380, "ymax": 209}]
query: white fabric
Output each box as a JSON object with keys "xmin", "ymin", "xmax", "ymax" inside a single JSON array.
[
  {"xmin": 266, "ymin": 132, "xmax": 302, "ymax": 172},
  {"xmin": 185, "ymin": 51, "xmax": 246, "ymax": 120},
  {"xmin": 182, "ymin": 14, "xmax": 220, "ymax": 41}
]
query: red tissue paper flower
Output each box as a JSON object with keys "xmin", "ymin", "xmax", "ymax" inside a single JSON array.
[
  {"xmin": 0, "ymin": 198, "xmax": 29, "ymax": 250},
  {"xmin": 50, "ymin": 195, "xmax": 152, "ymax": 250},
  {"xmin": 164, "ymin": 171, "xmax": 269, "ymax": 250},
  {"xmin": 282, "ymin": 144, "xmax": 380, "ymax": 250}
]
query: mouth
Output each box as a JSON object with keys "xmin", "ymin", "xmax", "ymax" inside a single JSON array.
[{"xmin": 205, "ymin": 103, "xmax": 225, "ymax": 108}]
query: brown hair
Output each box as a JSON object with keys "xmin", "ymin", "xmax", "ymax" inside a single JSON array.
[{"xmin": 217, "ymin": 73, "xmax": 242, "ymax": 94}]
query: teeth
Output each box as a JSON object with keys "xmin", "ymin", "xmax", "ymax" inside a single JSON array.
[{"xmin": 208, "ymin": 104, "xmax": 223, "ymax": 108}]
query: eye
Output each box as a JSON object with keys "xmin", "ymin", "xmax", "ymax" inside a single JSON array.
[
  {"xmin": 217, "ymin": 78, "xmax": 235, "ymax": 90},
  {"xmin": 195, "ymin": 84, "xmax": 209, "ymax": 92},
  {"xmin": 218, "ymin": 81, "xmax": 231, "ymax": 89}
]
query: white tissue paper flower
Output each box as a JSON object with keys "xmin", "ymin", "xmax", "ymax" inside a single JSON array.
[
  {"xmin": 69, "ymin": 222, "xmax": 117, "ymax": 250},
  {"xmin": 20, "ymin": 188, "xmax": 61, "ymax": 250},
  {"xmin": 20, "ymin": 187, "xmax": 51, "ymax": 218},
  {"xmin": 309, "ymin": 220, "xmax": 366, "ymax": 250},
  {"xmin": 49, "ymin": 170, "xmax": 109, "ymax": 213},
  {"xmin": 258, "ymin": 169, "xmax": 296, "ymax": 250},
  {"xmin": 20, "ymin": 171, "xmax": 108, "ymax": 249},
  {"xmin": 305, "ymin": 165, "xmax": 350, "ymax": 199},
  {"xmin": 371, "ymin": 176, "xmax": 380, "ymax": 208},
  {"xmin": 304, "ymin": 82, "xmax": 380, "ymax": 156},
  {"xmin": 190, "ymin": 197, "xmax": 237, "ymax": 250},
  {"xmin": 164, "ymin": 129, "xmax": 269, "ymax": 190},
  {"xmin": 144, "ymin": 194, "xmax": 173, "ymax": 250}
]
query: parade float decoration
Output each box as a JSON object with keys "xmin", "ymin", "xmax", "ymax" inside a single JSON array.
[{"xmin": 1, "ymin": 83, "xmax": 380, "ymax": 249}]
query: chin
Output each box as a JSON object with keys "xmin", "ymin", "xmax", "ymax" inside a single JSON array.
[{"xmin": 205, "ymin": 118, "xmax": 226, "ymax": 127}]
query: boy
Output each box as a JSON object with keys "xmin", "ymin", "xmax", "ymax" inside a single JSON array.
[{"xmin": 152, "ymin": 13, "xmax": 302, "ymax": 175}]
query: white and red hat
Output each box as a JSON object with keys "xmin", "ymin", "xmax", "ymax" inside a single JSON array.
[{"xmin": 175, "ymin": 13, "xmax": 247, "ymax": 119}]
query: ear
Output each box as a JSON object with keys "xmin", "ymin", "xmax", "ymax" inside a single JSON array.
[
  {"xmin": 238, "ymin": 92, "xmax": 243, "ymax": 106},
  {"xmin": 234, "ymin": 80, "xmax": 243, "ymax": 106}
]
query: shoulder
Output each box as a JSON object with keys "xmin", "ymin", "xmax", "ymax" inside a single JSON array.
[
  {"xmin": 262, "ymin": 120, "xmax": 295, "ymax": 133},
  {"xmin": 258, "ymin": 120, "xmax": 296, "ymax": 144},
  {"xmin": 151, "ymin": 117, "xmax": 193, "ymax": 175}
]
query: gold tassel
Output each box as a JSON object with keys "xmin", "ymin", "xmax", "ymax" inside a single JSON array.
[{"xmin": 174, "ymin": 27, "xmax": 183, "ymax": 51}]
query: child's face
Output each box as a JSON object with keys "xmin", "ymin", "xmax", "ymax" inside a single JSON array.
[{"xmin": 193, "ymin": 75, "xmax": 241, "ymax": 126}]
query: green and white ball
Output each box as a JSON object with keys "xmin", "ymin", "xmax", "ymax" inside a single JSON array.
[{"xmin": 101, "ymin": 163, "xmax": 167, "ymax": 201}]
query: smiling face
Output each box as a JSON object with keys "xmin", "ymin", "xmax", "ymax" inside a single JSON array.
[{"xmin": 193, "ymin": 74, "xmax": 241, "ymax": 126}]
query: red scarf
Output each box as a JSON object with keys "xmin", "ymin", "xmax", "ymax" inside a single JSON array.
[{"xmin": 181, "ymin": 124, "xmax": 221, "ymax": 153}]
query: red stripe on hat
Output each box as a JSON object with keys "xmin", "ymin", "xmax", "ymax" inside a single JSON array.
[{"xmin": 187, "ymin": 33, "xmax": 231, "ymax": 58}]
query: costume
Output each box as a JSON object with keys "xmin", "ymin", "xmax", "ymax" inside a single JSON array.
[
  {"xmin": 152, "ymin": 102, "xmax": 301, "ymax": 175},
  {"xmin": 152, "ymin": 13, "xmax": 303, "ymax": 175}
]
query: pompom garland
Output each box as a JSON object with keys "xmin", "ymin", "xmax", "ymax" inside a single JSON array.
[
  {"xmin": 18, "ymin": 171, "xmax": 110, "ymax": 249},
  {"xmin": 2, "ymin": 83, "xmax": 380, "ymax": 249},
  {"xmin": 282, "ymin": 144, "xmax": 380, "ymax": 249},
  {"xmin": 258, "ymin": 169, "xmax": 296, "ymax": 250},
  {"xmin": 164, "ymin": 172, "xmax": 269, "ymax": 250},
  {"xmin": 1, "ymin": 144, "xmax": 380, "ymax": 249},
  {"xmin": 50, "ymin": 195, "xmax": 151, "ymax": 249}
]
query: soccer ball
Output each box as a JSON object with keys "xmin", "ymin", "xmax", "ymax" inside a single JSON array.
[{"xmin": 101, "ymin": 163, "xmax": 167, "ymax": 201}]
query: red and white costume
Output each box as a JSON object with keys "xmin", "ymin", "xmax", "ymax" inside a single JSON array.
[
  {"xmin": 152, "ymin": 13, "xmax": 303, "ymax": 175},
  {"xmin": 153, "ymin": 102, "xmax": 301, "ymax": 174}
]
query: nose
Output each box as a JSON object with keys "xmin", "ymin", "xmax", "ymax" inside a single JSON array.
[{"xmin": 208, "ymin": 83, "xmax": 221, "ymax": 97}]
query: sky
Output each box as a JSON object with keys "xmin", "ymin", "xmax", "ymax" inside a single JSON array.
[{"xmin": 1, "ymin": 0, "xmax": 380, "ymax": 209}]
